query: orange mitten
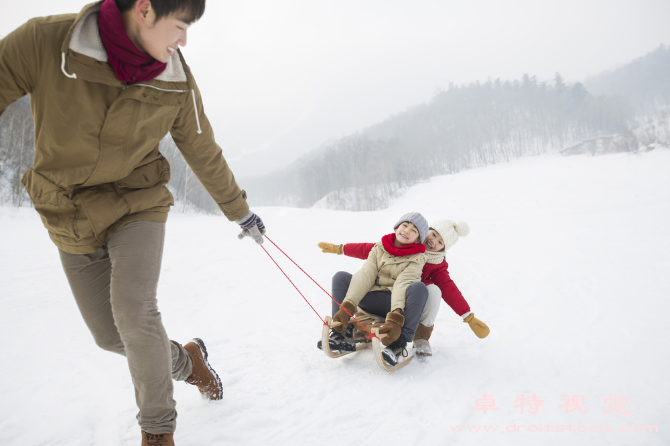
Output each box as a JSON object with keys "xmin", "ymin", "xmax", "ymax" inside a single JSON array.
[
  {"xmin": 463, "ymin": 313, "xmax": 490, "ymax": 339},
  {"xmin": 318, "ymin": 242, "xmax": 343, "ymax": 255}
]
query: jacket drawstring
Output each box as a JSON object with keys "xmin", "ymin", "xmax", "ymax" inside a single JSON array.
[
  {"xmin": 61, "ymin": 52, "xmax": 201, "ymax": 136},
  {"xmin": 61, "ymin": 52, "xmax": 77, "ymax": 79},
  {"xmin": 192, "ymin": 90, "xmax": 202, "ymax": 134}
]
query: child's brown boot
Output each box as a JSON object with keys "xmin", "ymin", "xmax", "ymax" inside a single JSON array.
[
  {"xmin": 141, "ymin": 431, "xmax": 174, "ymax": 446},
  {"xmin": 413, "ymin": 323, "xmax": 434, "ymax": 356},
  {"xmin": 184, "ymin": 338, "xmax": 223, "ymax": 400}
]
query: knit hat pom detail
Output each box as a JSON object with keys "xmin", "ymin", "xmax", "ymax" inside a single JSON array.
[{"xmin": 455, "ymin": 221, "xmax": 470, "ymax": 237}]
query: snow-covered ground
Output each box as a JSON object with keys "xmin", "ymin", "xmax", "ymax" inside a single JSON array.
[{"xmin": 1, "ymin": 150, "xmax": 669, "ymax": 446}]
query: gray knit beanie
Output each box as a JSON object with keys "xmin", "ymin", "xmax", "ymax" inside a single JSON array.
[{"xmin": 394, "ymin": 212, "xmax": 429, "ymax": 243}]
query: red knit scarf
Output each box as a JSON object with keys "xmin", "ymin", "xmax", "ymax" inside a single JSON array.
[
  {"xmin": 98, "ymin": 0, "xmax": 167, "ymax": 83},
  {"xmin": 381, "ymin": 233, "xmax": 426, "ymax": 257}
]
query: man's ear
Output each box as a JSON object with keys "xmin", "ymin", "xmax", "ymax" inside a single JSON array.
[{"xmin": 134, "ymin": 0, "xmax": 153, "ymax": 23}]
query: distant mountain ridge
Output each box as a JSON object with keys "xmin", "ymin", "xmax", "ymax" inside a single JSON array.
[
  {"xmin": 242, "ymin": 45, "xmax": 670, "ymax": 211},
  {"xmin": 585, "ymin": 44, "xmax": 670, "ymax": 113}
]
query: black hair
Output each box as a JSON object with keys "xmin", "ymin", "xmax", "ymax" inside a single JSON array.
[
  {"xmin": 428, "ymin": 227, "xmax": 447, "ymax": 252},
  {"xmin": 116, "ymin": 0, "xmax": 206, "ymax": 24}
]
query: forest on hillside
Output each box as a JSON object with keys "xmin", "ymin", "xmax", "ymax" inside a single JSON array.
[
  {"xmin": 1, "ymin": 45, "xmax": 668, "ymax": 211},
  {"xmin": 243, "ymin": 45, "xmax": 670, "ymax": 210}
]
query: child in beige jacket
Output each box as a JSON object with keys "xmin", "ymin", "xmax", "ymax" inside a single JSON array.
[{"xmin": 319, "ymin": 212, "xmax": 430, "ymax": 366}]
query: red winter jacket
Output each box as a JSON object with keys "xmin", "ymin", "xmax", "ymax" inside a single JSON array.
[{"xmin": 343, "ymin": 243, "xmax": 471, "ymax": 316}]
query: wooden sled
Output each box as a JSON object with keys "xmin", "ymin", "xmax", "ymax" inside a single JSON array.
[{"xmin": 321, "ymin": 312, "xmax": 414, "ymax": 372}]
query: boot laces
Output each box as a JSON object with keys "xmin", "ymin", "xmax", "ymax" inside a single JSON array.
[
  {"xmin": 329, "ymin": 329, "xmax": 345, "ymax": 342},
  {"xmin": 143, "ymin": 432, "xmax": 169, "ymax": 445},
  {"xmin": 329, "ymin": 325, "xmax": 355, "ymax": 343},
  {"xmin": 391, "ymin": 345, "xmax": 408, "ymax": 358},
  {"xmin": 389, "ymin": 340, "xmax": 408, "ymax": 358}
]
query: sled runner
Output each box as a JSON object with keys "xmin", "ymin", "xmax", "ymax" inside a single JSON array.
[
  {"xmin": 322, "ymin": 312, "xmax": 414, "ymax": 372},
  {"xmin": 371, "ymin": 326, "xmax": 415, "ymax": 372}
]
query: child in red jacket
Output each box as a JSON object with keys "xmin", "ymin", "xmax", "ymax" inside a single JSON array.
[{"xmin": 318, "ymin": 219, "xmax": 489, "ymax": 356}]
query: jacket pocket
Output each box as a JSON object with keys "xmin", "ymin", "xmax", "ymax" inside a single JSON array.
[
  {"xmin": 115, "ymin": 156, "xmax": 170, "ymax": 189},
  {"xmin": 75, "ymin": 185, "xmax": 130, "ymax": 244},
  {"xmin": 114, "ymin": 155, "xmax": 173, "ymax": 215},
  {"xmin": 21, "ymin": 169, "xmax": 80, "ymax": 240}
]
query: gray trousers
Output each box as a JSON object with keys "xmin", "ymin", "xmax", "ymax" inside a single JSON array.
[
  {"xmin": 58, "ymin": 221, "xmax": 192, "ymax": 434},
  {"xmin": 331, "ymin": 271, "xmax": 428, "ymax": 343}
]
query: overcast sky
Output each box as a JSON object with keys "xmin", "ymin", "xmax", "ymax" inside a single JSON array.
[{"xmin": 2, "ymin": 0, "xmax": 669, "ymax": 178}]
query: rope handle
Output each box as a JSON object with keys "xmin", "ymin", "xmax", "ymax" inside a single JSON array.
[
  {"xmin": 260, "ymin": 234, "xmax": 379, "ymax": 341},
  {"xmin": 260, "ymin": 243, "xmax": 326, "ymax": 326}
]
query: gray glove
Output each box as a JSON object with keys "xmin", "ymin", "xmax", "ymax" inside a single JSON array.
[{"xmin": 235, "ymin": 211, "xmax": 266, "ymax": 244}]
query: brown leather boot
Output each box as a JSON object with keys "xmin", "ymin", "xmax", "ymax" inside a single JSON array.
[
  {"xmin": 413, "ymin": 323, "xmax": 434, "ymax": 356},
  {"xmin": 413, "ymin": 323, "xmax": 434, "ymax": 340},
  {"xmin": 141, "ymin": 431, "xmax": 174, "ymax": 446},
  {"xmin": 183, "ymin": 338, "xmax": 223, "ymax": 400}
]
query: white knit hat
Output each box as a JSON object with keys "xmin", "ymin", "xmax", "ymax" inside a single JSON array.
[{"xmin": 430, "ymin": 220, "xmax": 470, "ymax": 251}]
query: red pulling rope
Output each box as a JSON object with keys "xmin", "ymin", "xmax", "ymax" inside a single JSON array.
[
  {"xmin": 260, "ymin": 235, "xmax": 378, "ymax": 340},
  {"xmin": 259, "ymin": 243, "xmax": 325, "ymax": 325}
]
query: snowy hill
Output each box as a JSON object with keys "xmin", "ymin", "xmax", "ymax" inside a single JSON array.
[{"xmin": 1, "ymin": 150, "xmax": 669, "ymax": 445}]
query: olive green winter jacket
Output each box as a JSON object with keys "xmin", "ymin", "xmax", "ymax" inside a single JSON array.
[{"xmin": 0, "ymin": 2, "xmax": 249, "ymax": 254}]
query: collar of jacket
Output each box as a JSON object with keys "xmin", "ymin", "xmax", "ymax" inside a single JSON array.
[
  {"xmin": 381, "ymin": 233, "xmax": 426, "ymax": 257},
  {"xmin": 60, "ymin": 1, "xmax": 189, "ymax": 86},
  {"xmin": 58, "ymin": 2, "xmax": 202, "ymax": 134}
]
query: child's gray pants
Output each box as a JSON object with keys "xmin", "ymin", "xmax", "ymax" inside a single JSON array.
[
  {"xmin": 58, "ymin": 221, "xmax": 192, "ymax": 435},
  {"xmin": 331, "ymin": 271, "xmax": 428, "ymax": 343}
]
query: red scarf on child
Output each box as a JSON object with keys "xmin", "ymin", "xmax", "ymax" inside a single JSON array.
[
  {"xmin": 98, "ymin": 0, "xmax": 167, "ymax": 83},
  {"xmin": 381, "ymin": 234, "xmax": 426, "ymax": 257}
]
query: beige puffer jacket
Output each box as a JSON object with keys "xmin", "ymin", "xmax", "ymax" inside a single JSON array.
[
  {"xmin": 343, "ymin": 242, "xmax": 426, "ymax": 312},
  {"xmin": 0, "ymin": 2, "xmax": 249, "ymax": 254}
]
